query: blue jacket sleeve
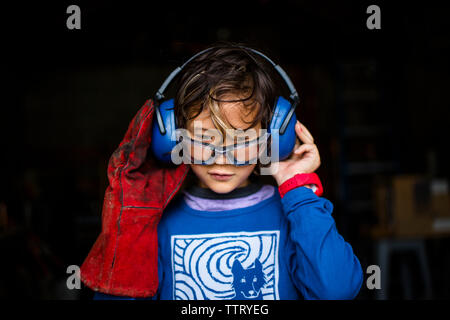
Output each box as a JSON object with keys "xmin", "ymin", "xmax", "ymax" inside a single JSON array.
[{"xmin": 281, "ymin": 186, "xmax": 363, "ymax": 300}]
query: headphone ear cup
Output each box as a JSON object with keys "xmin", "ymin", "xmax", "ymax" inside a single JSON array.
[
  {"xmin": 268, "ymin": 96, "xmax": 297, "ymax": 161},
  {"xmin": 151, "ymin": 99, "xmax": 178, "ymax": 164}
]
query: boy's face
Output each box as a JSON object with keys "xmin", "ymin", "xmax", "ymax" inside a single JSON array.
[{"xmin": 186, "ymin": 100, "xmax": 261, "ymax": 194}]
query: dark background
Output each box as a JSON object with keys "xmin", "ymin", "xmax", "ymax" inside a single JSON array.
[{"xmin": 1, "ymin": 0, "xmax": 449, "ymax": 299}]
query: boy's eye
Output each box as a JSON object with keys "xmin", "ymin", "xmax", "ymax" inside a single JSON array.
[
  {"xmin": 235, "ymin": 136, "xmax": 250, "ymax": 142},
  {"xmin": 192, "ymin": 134, "xmax": 254, "ymax": 144},
  {"xmin": 195, "ymin": 135, "xmax": 213, "ymax": 141},
  {"xmin": 253, "ymin": 276, "xmax": 258, "ymax": 282},
  {"xmin": 240, "ymin": 278, "xmax": 246, "ymax": 283}
]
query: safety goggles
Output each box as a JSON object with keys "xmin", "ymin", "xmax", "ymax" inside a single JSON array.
[{"xmin": 175, "ymin": 131, "xmax": 272, "ymax": 166}]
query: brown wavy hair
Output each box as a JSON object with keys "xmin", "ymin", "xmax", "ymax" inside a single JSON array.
[{"xmin": 174, "ymin": 43, "xmax": 279, "ymax": 137}]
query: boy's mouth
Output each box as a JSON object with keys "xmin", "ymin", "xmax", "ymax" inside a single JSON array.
[{"xmin": 208, "ymin": 171, "xmax": 235, "ymax": 181}]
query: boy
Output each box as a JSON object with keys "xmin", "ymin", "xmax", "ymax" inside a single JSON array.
[{"xmin": 82, "ymin": 44, "xmax": 363, "ymax": 300}]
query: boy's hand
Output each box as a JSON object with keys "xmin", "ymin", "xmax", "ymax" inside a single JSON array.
[{"xmin": 271, "ymin": 120, "xmax": 321, "ymax": 186}]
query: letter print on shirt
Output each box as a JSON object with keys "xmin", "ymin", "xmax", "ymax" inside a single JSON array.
[{"xmin": 171, "ymin": 231, "xmax": 280, "ymax": 300}]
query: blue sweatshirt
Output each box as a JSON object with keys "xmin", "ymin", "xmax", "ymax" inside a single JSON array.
[{"xmin": 95, "ymin": 185, "xmax": 363, "ymax": 300}]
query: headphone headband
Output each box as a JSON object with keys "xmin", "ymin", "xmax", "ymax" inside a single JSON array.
[
  {"xmin": 154, "ymin": 45, "xmax": 299, "ymax": 136},
  {"xmin": 155, "ymin": 46, "xmax": 299, "ymax": 103}
]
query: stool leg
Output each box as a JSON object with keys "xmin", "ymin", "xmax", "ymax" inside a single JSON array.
[
  {"xmin": 416, "ymin": 240, "xmax": 432, "ymax": 299},
  {"xmin": 376, "ymin": 240, "xmax": 390, "ymax": 300},
  {"xmin": 400, "ymin": 261, "xmax": 413, "ymax": 299}
]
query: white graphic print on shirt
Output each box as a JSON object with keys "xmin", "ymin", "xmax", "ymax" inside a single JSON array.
[{"xmin": 171, "ymin": 231, "xmax": 280, "ymax": 300}]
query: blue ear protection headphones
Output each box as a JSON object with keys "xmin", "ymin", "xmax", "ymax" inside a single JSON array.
[{"xmin": 151, "ymin": 45, "xmax": 300, "ymax": 165}]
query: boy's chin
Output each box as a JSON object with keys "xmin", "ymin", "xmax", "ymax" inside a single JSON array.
[{"xmin": 204, "ymin": 181, "xmax": 241, "ymax": 194}]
